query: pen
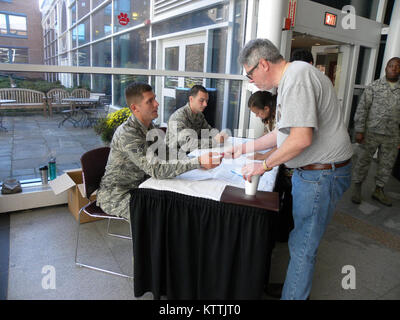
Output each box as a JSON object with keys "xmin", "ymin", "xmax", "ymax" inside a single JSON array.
[{"xmin": 231, "ymin": 170, "xmax": 243, "ymax": 178}]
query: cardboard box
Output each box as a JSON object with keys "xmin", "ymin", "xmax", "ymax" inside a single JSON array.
[{"xmin": 49, "ymin": 169, "xmax": 103, "ymax": 224}]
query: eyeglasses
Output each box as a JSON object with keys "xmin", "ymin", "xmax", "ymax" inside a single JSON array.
[{"xmin": 246, "ymin": 61, "xmax": 259, "ymax": 80}]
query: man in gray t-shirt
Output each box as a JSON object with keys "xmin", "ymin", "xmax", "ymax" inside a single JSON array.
[
  {"xmin": 225, "ymin": 39, "xmax": 353, "ymax": 300},
  {"xmin": 276, "ymin": 61, "xmax": 353, "ymax": 167}
]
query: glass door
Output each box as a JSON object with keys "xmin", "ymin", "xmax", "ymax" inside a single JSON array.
[{"xmin": 161, "ymin": 34, "xmax": 206, "ymax": 123}]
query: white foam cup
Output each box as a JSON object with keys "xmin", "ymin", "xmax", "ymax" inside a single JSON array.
[{"xmin": 244, "ymin": 174, "xmax": 260, "ymax": 196}]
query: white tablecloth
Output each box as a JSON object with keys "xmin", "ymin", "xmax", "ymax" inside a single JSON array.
[{"xmin": 139, "ymin": 137, "xmax": 279, "ymax": 201}]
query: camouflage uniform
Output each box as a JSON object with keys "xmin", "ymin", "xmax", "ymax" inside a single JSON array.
[
  {"xmin": 352, "ymin": 77, "xmax": 400, "ymax": 187},
  {"xmin": 96, "ymin": 114, "xmax": 201, "ymax": 221},
  {"xmin": 166, "ymin": 104, "xmax": 219, "ymax": 153}
]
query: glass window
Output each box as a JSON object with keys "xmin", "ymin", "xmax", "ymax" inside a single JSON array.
[
  {"xmin": 0, "ymin": 13, "xmax": 27, "ymax": 36},
  {"xmin": 163, "ymin": 96, "xmax": 176, "ymax": 123},
  {"xmin": 92, "ymin": 39, "xmax": 111, "ymax": 67},
  {"xmin": 355, "ymin": 46, "xmax": 373, "ymax": 85},
  {"xmin": 93, "ymin": 3, "xmax": 112, "ymax": 40},
  {"xmin": 113, "ymin": 74, "xmax": 148, "ymax": 107},
  {"xmin": 113, "ymin": 0, "xmax": 150, "ymax": 33},
  {"xmin": 0, "ymin": 47, "xmax": 10, "ymax": 63},
  {"xmin": 152, "ymin": 4, "xmax": 228, "ymax": 37},
  {"xmin": 71, "ymin": 28, "xmax": 77, "ymax": 49},
  {"xmin": 164, "ymin": 46, "xmax": 179, "ymax": 89},
  {"xmin": 77, "ymin": 19, "xmax": 90, "ymax": 46},
  {"xmin": 93, "ymin": 74, "xmax": 112, "ymax": 95},
  {"xmin": 77, "ymin": 0, "xmax": 90, "ymax": 20},
  {"xmin": 184, "ymin": 43, "xmax": 204, "ymax": 88},
  {"xmin": 0, "ymin": 14, "xmax": 6, "ymax": 34},
  {"xmin": 113, "ymin": 27, "xmax": 149, "ymax": 68},
  {"xmin": 61, "ymin": 1, "xmax": 67, "ymax": 32},
  {"xmin": 78, "ymin": 45, "xmax": 90, "ymax": 66},
  {"xmin": 0, "ymin": 47, "xmax": 28, "ymax": 63},
  {"xmin": 230, "ymin": 0, "xmax": 246, "ymax": 74},
  {"xmin": 79, "ymin": 73, "xmax": 91, "ymax": 89},
  {"xmin": 71, "ymin": 2, "xmax": 76, "ymax": 26},
  {"xmin": 9, "ymin": 15, "xmax": 27, "ymax": 36},
  {"xmin": 11, "ymin": 47, "xmax": 28, "ymax": 63},
  {"xmin": 93, "ymin": 0, "xmax": 106, "ymax": 9},
  {"xmin": 71, "ymin": 50, "xmax": 77, "ymax": 66},
  {"xmin": 210, "ymin": 28, "xmax": 227, "ymax": 73}
]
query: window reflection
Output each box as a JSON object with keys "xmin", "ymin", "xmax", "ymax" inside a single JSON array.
[
  {"xmin": 93, "ymin": 40, "xmax": 111, "ymax": 67},
  {"xmin": 113, "ymin": 0, "xmax": 149, "ymax": 33},
  {"xmin": 93, "ymin": 3, "xmax": 112, "ymax": 40},
  {"xmin": 77, "ymin": 0, "xmax": 90, "ymax": 20},
  {"xmin": 113, "ymin": 27, "xmax": 149, "ymax": 68}
]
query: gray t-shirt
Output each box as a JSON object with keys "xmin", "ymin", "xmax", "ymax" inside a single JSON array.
[{"xmin": 276, "ymin": 61, "xmax": 353, "ymax": 168}]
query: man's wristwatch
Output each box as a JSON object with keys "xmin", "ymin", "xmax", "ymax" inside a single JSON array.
[{"xmin": 263, "ymin": 160, "xmax": 273, "ymax": 172}]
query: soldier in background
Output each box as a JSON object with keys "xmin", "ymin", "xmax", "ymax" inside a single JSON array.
[
  {"xmin": 96, "ymin": 83, "xmax": 221, "ymax": 220},
  {"xmin": 166, "ymin": 85, "xmax": 228, "ymax": 155},
  {"xmin": 351, "ymin": 57, "xmax": 400, "ymax": 206}
]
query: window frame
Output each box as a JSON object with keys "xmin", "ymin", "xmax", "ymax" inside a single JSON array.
[{"xmin": 0, "ymin": 11, "xmax": 27, "ymax": 38}]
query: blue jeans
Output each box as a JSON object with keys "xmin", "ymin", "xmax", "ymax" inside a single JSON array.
[{"xmin": 281, "ymin": 162, "xmax": 352, "ymax": 300}]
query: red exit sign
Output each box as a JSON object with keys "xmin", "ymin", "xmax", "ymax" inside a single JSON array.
[{"xmin": 324, "ymin": 12, "xmax": 337, "ymax": 27}]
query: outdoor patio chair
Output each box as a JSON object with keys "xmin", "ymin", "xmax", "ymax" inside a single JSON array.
[
  {"xmin": 84, "ymin": 95, "xmax": 111, "ymax": 128},
  {"xmin": 46, "ymin": 88, "xmax": 70, "ymax": 116},
  {"xmin": 75, "ymin": 146, "xmax": 133, "ymax": 279},
  {"xmin": 71, "ymin": 88, "xmax": 90, "ymax": 98}
]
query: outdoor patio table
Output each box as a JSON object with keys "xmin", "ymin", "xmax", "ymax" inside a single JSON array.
[
  {"xmin": 0, "ymin": 99, "xmax": 17, "ymax": 131},
  {"xmin": 59, "ymin": 97, "xmax": 99, "ymax": 128}
]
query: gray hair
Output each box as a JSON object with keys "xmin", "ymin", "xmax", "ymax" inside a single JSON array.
[{"xmin": 239, "ymin": 39, "xmax": 284, "ymax": 67}]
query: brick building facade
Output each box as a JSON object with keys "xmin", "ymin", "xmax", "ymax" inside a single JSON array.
[{"xmin": 0, "ymin": 0, "xmax": 44, "ymax": 78}]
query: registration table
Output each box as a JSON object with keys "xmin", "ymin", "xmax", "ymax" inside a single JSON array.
[{"xmin": 129, "ymin": 141, "xmax": 282, "ymax": 299}]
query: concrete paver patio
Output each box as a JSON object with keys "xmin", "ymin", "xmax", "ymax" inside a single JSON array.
[{"xmin": 0, "ymin": 113, "xmax": 105, "ymax": 182}]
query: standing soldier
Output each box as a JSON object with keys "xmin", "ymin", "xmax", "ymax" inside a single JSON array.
[{"xmin": 351, "ymin": 57, "xmax": 400, "ymax": 206}]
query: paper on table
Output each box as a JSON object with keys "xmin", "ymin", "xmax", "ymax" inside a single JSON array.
[{"xmin": 176, "ymin": 151, "xmax": 277, "ymax": 193}]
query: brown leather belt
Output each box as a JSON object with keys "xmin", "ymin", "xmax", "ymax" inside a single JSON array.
[{"xmin": 299, "ymin": 158, "xmax": 351, "ymax": 171}]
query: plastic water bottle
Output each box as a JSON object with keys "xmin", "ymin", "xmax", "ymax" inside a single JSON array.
[{"xmin": 49, "ymin": 157, "xmax": 57, "ymax": 180}]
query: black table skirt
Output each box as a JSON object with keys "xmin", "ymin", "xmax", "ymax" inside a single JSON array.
[{"xmin": 130, "ymin": 188, "xmax": 277, "ymax": 300}]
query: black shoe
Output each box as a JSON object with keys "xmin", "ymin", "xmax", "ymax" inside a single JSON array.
[{"xmin": 265, "ymin": 283, "xmax": 284, "ymax": 299}]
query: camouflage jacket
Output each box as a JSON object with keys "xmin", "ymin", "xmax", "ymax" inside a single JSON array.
[
  {"xmin": 166, "ymin": 104, "xmax": 219, "ymax": 152},
  {"xmin": 96, "ymin": 114, "xmax": 201, "ymax": 220},
  {"xmin": 354, "ymin": 77, "xmax": 400, "ymax": 137}
]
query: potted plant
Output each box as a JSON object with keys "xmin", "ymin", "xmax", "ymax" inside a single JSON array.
[{"xmin": 94, "ymin": 107, "xmax": 132, "ymax": 144}]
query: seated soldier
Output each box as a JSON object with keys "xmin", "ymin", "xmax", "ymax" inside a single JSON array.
[
  {"xmin": 166, "ymin": 85, "xmax": 227, "ymax": 155},
  {"xmin": 96, "ymin": 83, "xmax": 221, "ymax": 220}
]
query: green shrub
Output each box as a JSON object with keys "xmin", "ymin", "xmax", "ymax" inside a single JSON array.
[
  {"xmin": 0, "ymin": 76, "xmax": 90, "ymax": 94},
  {"xmin": 94, "ymin": 107, "xmax": 132, "ymax": 143}
]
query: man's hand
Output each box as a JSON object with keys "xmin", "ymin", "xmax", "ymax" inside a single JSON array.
[
  {"xmin": 223, "ymin": 144, "xmax": 243, "ymax": 159},
  {"xmin": 241, "ymin": 162, "xmax": 266, "ymax": 182},
  {"xmin": 198, "ymin": 152, "xmax": 222, "ymax": 170},
  {"xmin": 355, "ymin": 132, "xmax": 364, "ymax": 144},
  {"xmin": 214, "ymin": 132, "xmax": 229, "ymax": 144}
]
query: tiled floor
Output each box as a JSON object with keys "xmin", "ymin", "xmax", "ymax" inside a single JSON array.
[{"xmin": 4, "ymin": 162, "xmax": 400, "ymax": 300}]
